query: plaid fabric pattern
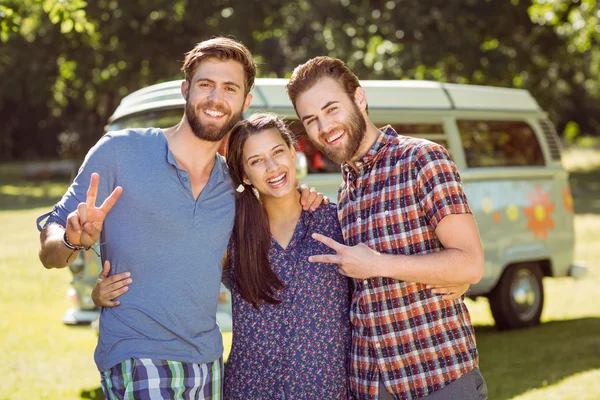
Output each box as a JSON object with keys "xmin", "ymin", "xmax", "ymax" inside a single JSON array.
[
  {"xmin": 338, "ymin": 126, "xmax": 479, "ymax": 400},
  {"xmin": 101, "ymin": 357, "xmax": 223, "ymax": 400}
]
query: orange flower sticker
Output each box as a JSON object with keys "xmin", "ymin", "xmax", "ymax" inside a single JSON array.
[
  {"xmin": 524, "ymin": 186, "xmax": 555, "ymax": 239},
  {"xmin": 563, "ymin": 187, "xmax": 573, "ymax": 213},
  {"xmin": 493, "ymin": 212, "xmax": 501, "ymax": 224}
]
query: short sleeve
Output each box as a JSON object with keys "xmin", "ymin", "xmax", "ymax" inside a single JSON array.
[
  {"xmin": 38, "ymin": 134, "xmax": 117, "ymax": 230},
  {"xmin": 413, "ymin": 144, "xmax": 471, "ymax": 229}
]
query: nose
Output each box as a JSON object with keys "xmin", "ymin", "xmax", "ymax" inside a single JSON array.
[
  {"xmin": 265, "ymin": 156, "xmax": 277, "ymax": 172},
  {"xmin": 208, "ymin": 86, "xmax": 224, "ymax": 103},
  {"xmin": 318, "ymin": 116, "xmax": 333, "ymax": 135}
]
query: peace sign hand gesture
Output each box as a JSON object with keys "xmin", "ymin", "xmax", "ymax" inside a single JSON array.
[
  {"xmin": 308, "ymin": 233, "xmax": 381, "ymax": 280},
  {"xmin": 65, "ymin": 173, "xmax": 123, "ymax": 247}
]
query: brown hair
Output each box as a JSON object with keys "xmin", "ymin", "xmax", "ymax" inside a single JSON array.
[
  {"xmin": 286, "ymin": 56, "xmax": 367, "ymax": 112},
  {"xmin": 181, "ymin": 37, "xmax": 256, "ymax": 96},
  {"xmin": 226, "ymin": 113, "xmax": 296, "ymax": 308}
]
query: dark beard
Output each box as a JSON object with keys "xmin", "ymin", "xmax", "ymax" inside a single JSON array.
[
  {"xmin": 185, "ymin": 100, "xmax": 243, "ymax": 142},
  {"xmin": 313, "ymin": 103, "xmax": 367, "ymax": 165}
]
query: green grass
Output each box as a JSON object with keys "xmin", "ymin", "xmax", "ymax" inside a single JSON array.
[
  {"xmin": 0, "ymin": 208, "xmax": 103, "ymax": 399},
  {"xmin": 1, "ymin": 149, "xmax": 599, "ymax": 399}
]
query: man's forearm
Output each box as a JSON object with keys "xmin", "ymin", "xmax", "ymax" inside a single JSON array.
[
  {"xmin": 378, "ymin": 248, "xmax": 483, "ymax": 286},
  {"xmin": 39, "ymin": 224, "xmax": 80, "ymax": 269}
]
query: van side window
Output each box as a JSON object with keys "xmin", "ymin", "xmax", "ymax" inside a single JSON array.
[
  {"xmin": 286, "ymin": 120, "xmax": 449, "ymax": 173},
  {"xmin": 457, "ymin": 120, "xmax": 545, "ymax": 167},
  {"xmin": 389, "ymin": 123, "xmax": 448, "ymax": 150}
]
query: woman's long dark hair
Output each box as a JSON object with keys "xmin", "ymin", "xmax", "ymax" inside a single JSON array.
[{"xmin": 226, "ymin": 113, "xmax": 296, "ymax": 308}]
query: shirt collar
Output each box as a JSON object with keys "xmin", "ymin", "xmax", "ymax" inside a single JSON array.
[
  {"xmin": 342, "ymin": 125, "xmax": 398, "ymax": 177},
  {"xmin": 162, "ymin": 128, "xmax": 226, "ymax": 184}
]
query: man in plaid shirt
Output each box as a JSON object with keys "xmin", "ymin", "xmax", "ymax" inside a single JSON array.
[{"xmin": 287, "ymin": 57, "xmax": 488, "ymax": 399}]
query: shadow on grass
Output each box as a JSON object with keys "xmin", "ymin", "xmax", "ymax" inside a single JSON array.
[
  {"xmin": 80, "ymin": 387, "xmax": 104, "ymax": 399},
  {"xmin": 475, "ymin": 317, "xmax": 600, "ymax": 400},
  {"xmin": 0, "ymin": 179, "xmax": 70, "ymax": 211},
  {"xmin": 0, "ymin": 193, "xmax": 64, "ymax": 211},
  {"xmin": 570, "ymin": 167, "xmax": 600, "ymax": 215},
  {"xmin": 76, "ymin": 319, "xmax": 599, "ymax": 399}
]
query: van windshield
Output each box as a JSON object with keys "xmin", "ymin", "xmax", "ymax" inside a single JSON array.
[{"xmin": 107, "ymin": 108, "xmax": 182, "ymax": 131}]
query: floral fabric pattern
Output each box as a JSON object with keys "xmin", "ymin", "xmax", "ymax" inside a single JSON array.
[{"xmin": 224, "ymin": 204, "xmax": 351, "ymax": 399}]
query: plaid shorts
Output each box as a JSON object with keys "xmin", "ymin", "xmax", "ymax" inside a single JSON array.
[{"xmin": 100, "ymin": 357, "xmax": 223, "ymax": 400}]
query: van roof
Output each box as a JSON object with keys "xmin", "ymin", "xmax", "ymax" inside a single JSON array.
[{"xmin": 109, "ymin": 78, "xmax": 542, "ymax": 123}]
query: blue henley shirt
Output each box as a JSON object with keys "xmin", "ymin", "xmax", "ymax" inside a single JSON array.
[{"xmin": 41, "ymin": 128, "xmax": 235, "ymax": 371}]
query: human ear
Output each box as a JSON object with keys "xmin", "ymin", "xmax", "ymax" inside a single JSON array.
[
  {"xmin": 354, "ymin": 87, "xmax": 367, "ymax": 111},
  {"xmin": 243, "ymin": 93, "xmax": 253, "ymax": 112},
  {"xmin": 181, "ymin": 80, "xmax": 189, "ymax": 100}
]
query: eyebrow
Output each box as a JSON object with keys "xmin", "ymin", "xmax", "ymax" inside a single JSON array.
[
  {"xmin": 195, "ymin": 78, "xmax": 242, "ymax": 90},
  {"xmin": 300, "ymin": 101, "xmax": 340, "ymax": 122},
  {"xmin": 246, "ymin": 144, "xmax": 284, "ymax": 162}
]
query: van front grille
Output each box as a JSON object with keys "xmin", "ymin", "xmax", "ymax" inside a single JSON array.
[{"xmin": 538, "ymin": 118, "xmax": 563, "ymax": 161}]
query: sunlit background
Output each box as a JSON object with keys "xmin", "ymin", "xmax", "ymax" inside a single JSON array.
[{"xmin": 1, "ymin": 0, "xmax": 599, "ymax": 399}]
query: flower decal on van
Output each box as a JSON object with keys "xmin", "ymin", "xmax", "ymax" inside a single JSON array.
[
  {"xmin": 493, "ymin": 212, "xmax": 501, "ymax": 224},
  {"xmin": 481, "ymin": 197, "xmax": 493, "ymax": 214},
  {"xmin": 506, "ymin": 204, "xmax": 519, "ymax": 221},
  {"xmin": 524, "ymin": 186, "xmax": 555, "ymax": 239},
  {"xmin": 563, "ymin": 187, "xmax": 574, "ymax": 213}
]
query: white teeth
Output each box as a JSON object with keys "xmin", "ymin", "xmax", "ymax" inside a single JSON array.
[
  {"xmin": 326, "ymin": 131, "xmax": 344, "ymax": 143},
  {"xmin": 204, "ymin": 109, "xmax": 224, "ymax": 117},
  {"xmin": 267, "ymin": 173, "xmax": 286, "ymax": 184}
]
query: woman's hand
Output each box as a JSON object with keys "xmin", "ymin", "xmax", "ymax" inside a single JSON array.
[
  {"xmin": 92, "ymin": 260, "xmax": 132, "ymax": 307},
  {"xmin": 298, "ymin": 184, "xmax": 328, "ymax": 211},
  {"xmin": 426, "ymin": 282, "xmax": 470, "ymax": 301}
]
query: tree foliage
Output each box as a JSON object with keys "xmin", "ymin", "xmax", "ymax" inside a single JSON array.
[{"xmin": 0, "ymin": 0, "xmax": 598, "ymax": 160}]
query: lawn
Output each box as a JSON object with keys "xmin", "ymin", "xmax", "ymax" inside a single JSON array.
[{"xmin": 1, "ymin": 149, "xmax": 599, "ymax": 399}]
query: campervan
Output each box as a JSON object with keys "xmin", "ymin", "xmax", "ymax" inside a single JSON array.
[{"xmin": 64, "ymin": 78, "xmax": 584, "ymax": 331}]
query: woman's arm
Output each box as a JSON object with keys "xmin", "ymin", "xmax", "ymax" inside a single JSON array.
[{"xmin": 221, "ymin": 253, "xmax": 232, "ymax": 291}]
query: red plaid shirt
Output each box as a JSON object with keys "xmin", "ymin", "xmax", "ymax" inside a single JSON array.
[{"xmin": 338, "ymin": 126, "xmax": 479, "ymax": 399}]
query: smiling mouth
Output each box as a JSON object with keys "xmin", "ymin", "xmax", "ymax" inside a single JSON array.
[
  {"xmin": 202, "ymin": 108, "xmax": 225, "ymax": 118},
  {"xmin": 325, "ymin": 130, "xmax": 345, "ymax": 144},
  {"xmin": 267, "ymin": 172, "xmax": 287, "ymax": 188}
]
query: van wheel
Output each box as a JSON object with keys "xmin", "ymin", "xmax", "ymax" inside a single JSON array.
[{"xmin": 488, "ymin": 264, "xmax": 544, "ymax": 330}]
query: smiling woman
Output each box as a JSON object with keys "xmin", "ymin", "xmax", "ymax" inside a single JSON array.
[
  {"xmin": 242, "ymin": 128, "xmax": 298, "ymax": 200},
  {"xmin": 222, "ymin": 113, "xmax": 351, "ymax": 399}
]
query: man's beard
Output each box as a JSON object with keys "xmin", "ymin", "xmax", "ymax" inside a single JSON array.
[
  {"xmin": 185, "ymin": 99, "xmax": 243, "ymax": 142},
  {"xmin": 313, "ymin": 103, "xmax": 367, "ymax": 165}
]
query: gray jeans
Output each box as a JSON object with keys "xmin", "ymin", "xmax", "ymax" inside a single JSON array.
[{"xmin": 378, "ymin": 368, "xmax": 488, "ymax": 399}]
